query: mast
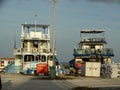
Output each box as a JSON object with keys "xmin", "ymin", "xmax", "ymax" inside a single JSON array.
[
  {"xmin": 35, "ymin": 14, "xmax": 37, "ymax": 32},
  {"xmin": 14, "ymin": 33, "xmax": 16, "ymax": 49}
]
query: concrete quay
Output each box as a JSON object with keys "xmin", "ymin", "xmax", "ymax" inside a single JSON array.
[{"xmin": 1, "ymin": 74, "xmax": 120, "ymax": 90}]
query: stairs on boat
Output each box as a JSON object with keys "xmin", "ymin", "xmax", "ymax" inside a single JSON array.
[{"xmin": 0, "ymin": 61, "xmax": 20, "ymax": 74}]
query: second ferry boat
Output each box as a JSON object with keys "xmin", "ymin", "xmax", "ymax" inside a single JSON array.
[
  {"xmin": 73, "ymin": 30, "xmax": 114, "ymax": 63},
  {"xmin": 70, "ymin": 30, "xmax": 114, "ymax": 77}
]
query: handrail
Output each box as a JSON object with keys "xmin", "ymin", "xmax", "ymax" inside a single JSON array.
[
  {"xmin": 0, "ymin": 61, "xmax": 15, "ymax": 73},
  {"xmin": 14, "ymin": 48, "xmax": 53, "ymax": 53},
  {"xmin": 73, "ymin": 48, "xmax": 114, "ymax": 56}
]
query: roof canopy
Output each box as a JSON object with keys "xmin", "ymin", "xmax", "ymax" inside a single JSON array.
[
  {"xmin": 22, "ymin": 24, "xmax": 50, "ymax": 29},
  {"xmin": 80, "ymin": 30, "xmax": 105, "ymax": 33}
]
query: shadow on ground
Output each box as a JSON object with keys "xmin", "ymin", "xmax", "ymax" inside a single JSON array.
[{"xmin": 71, "ymin": 86, "xmax": 120, "ymax": 90}]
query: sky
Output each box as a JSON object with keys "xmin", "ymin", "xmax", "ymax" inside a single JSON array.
[{"xmin": 0, "ymin": 0, "xmax": 120, "ymax": 62}]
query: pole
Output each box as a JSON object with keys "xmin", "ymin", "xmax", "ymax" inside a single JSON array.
[
  {"xmin": 50, "ymin": 0, "xmax": 57, "ymax": 79},
  {"xmin": 52, "ymin": 0, "xmax": 57, "ymax": 64}
]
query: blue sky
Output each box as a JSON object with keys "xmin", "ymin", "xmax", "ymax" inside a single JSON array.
[{"xmin": 0, "ymin": 0, "xmax": 120, "ymax": 62}]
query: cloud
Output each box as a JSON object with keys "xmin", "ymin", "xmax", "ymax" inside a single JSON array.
[{"xmin": 87, "ymin": 0, "xmax": 120, "ymax": 3}]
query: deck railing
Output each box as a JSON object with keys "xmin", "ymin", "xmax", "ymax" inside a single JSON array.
[
  {"xmin": 80, "ymin": 38, "xmax": 106, "ymax": 43},
  {"xmin": 22, "ymin": 33, "xmax": 50, "ymax": 39},
  {"xmin": 73, "ymin": 48, "xmax": 114, "ymax": 56},
  {"xmin": 14, "ymin": 48, "xmax": 53, "ymax": 54}
]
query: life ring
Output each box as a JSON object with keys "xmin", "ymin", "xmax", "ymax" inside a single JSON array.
[{"xmin": 75, "ymin": 62, "xmax": 82, "ymax": 68}]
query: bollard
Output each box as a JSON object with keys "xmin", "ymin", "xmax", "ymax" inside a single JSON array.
[{"xmin": 49, "ymin": 66, "xmax": 56, "ymax": 79}]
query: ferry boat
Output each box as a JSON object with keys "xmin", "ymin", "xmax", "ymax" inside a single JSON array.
[
  {"xmin": 73, "ymin": 30, "xmax": 114, "ymax": 63},
  {"xmin": 71, "ymin": 30, "xmax": 114, "ymax": 77},
  {"xmin": 13, "ymin": 23, "xmax": 57, "ymax": 75}
]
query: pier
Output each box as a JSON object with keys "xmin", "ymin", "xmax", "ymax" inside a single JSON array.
[{"xmin": 1, "ymin": 74, "xmax": 120, "ymax": 90}]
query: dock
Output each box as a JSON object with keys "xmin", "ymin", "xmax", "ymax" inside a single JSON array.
[{"xmin": 1, "ymin": 74, "xmax": 120, "ymax": 90}]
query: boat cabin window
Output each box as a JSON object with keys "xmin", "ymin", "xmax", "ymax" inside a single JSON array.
[
  {"xmin": 24, "ymin": 55, "xmax": 34, "ymax": 62},
  {"xmin": 91, "ymin": 45, "xmax": 95, "ymax": 49},
  {"xmin": 35, "ymin": 55, "xmax": 40, "ymax": 61},
  {"xmin": 0, "ymin": 61, "xmax": 4, "ymax": 66},
  {"xmin": 33, "ymin": 40, "xmax": 38, "ymax": 48},
  {"xmin": 23, "ymin": 42, "xmax": 27, "ymax": 48},
  {"xmin": 35, "ymin": 55, "xmax": 43, "ymax": 62},
  {"xmin": 47, "ymin": 55, "xmax": 53, "ymax": 60},
  {"xmin": 24, "ymin": 55, "xmax": 46, "ymax": 62},
  {"xmin": 41, "ymin": 55, "xmax": 46, "ymax": 62},
  {"xmin": 37, "ymin": 55, "xmax": 46, "ymax": 62}
]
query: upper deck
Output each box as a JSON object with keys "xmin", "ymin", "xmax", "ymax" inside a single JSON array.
[
  {"xmin": 73, "ymin": 30, "xmax": 114, "ymax": 57},
  {"xmin": 14, "ymin": 23, "xmax": 52, "ymax": 55},
  {"xmin": 21, "ymin": 24, "xmax": 50, "ymax": 41},
  {"xmin": 80, "ymin": 30, "xmax": 106, "ymax": 44}
]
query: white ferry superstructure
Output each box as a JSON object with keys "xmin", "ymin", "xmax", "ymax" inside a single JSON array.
[{"xmin": 14, "ymin": 23, "xmax": 56, "ymax": 74}]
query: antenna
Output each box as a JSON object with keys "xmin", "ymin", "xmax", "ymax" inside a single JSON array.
[
  {"xmin": 35, "ymin": 14, "xmax": 37, "ymax": 32},
  {"xmin": 14, "ymin": 33, "xmax": 16, "ymax": 49}
]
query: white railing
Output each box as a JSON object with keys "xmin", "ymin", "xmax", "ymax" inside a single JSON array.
[
  {"xmin": 14, "ymin": 48, "xmax": 53, "ymax": 54},
  {"xmin": 22, "ymin": 33, "xmax": 50, "ymax": 39},
  {"xmin": 81, "ymin": 38, "xmax": 105, "ymax": 42}
]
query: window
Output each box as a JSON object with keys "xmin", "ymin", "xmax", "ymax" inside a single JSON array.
[
  {"xmin": 0, "ymin": 61, "xmax": 4, "ymax": 66},
  {"xmin": 47, "ymin": 56, "xmax": 53, "ymax": 60},
  {"xmin": 91, "ymin": 45, "xmax": 95, "ymax": 49},
  {"xmin": 33, "ymin": 40, "xmax": 38, "ymax": 48},
  {"xmin": 24, "ymin": 55, "xmax": 34, "ymax": 62}
]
